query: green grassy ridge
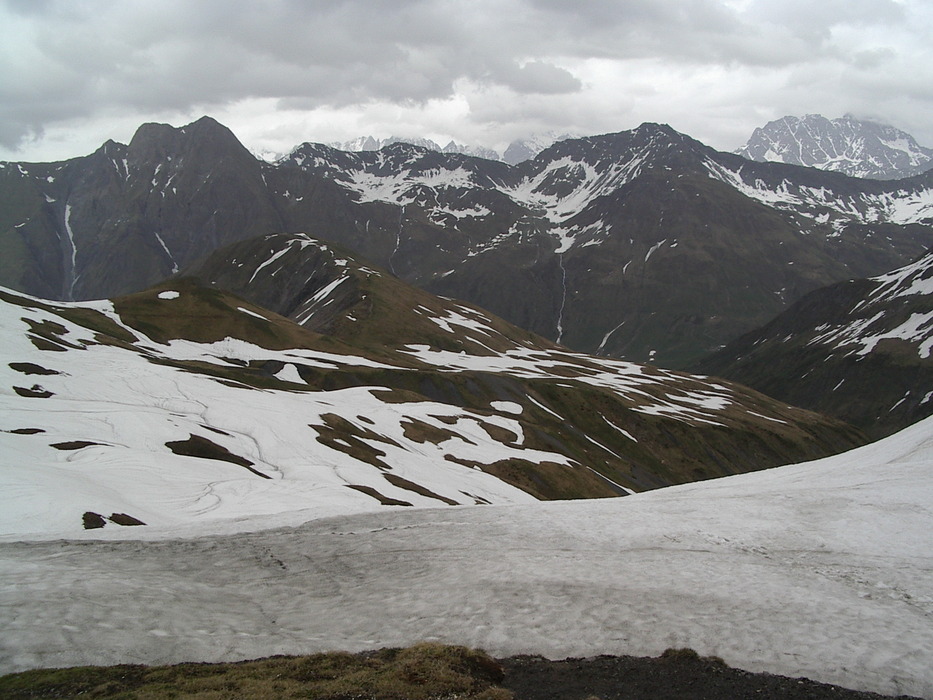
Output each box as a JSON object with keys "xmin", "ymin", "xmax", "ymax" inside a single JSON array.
[
  {"xmin": 186, "ymin": 232, "xmax": 551, "ymax": 360},
  {"xmin": 102, "ymin": 231, "xmax": 882, "ymax": 477},
  {"xmin": 0, "ymin": 643, "xmax": 513, "ymax": 700}
]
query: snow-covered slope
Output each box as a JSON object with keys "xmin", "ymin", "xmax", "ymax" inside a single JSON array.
[
  {"xmin": 0, "ymin": 287, "xmax": 541, "ymax": 535},
  {"xmin": 737, "ymin": 114, "xmax": 933, "ymax": 180},
  {"xmin": 1, "ymin": 414, "xmax": 930, "ymax": 697},
  {"xmin": 810, "ymin": 252, "xmax": 933, "ymax": 357},
  {"xmin": 0, "ymin": 271, "xmax": 862, "ymax": 537},
  {"xmin": 706, "ymin": 156, "xmax": 933, "ymax": 229}
]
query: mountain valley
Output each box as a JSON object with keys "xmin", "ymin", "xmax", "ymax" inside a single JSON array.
[{"xmin": 1, "ymin": 115, "xmax": 932, "ymax": 699}]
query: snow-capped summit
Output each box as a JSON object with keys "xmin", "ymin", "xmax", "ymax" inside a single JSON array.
[
  {"xmin": 736, "ymin": 114, "xmax": 933, "ymax": 180},
  {"xmin": 328, "ymin": 135, "xmax": 501, "ymax": 161},
  {"xmin": 324, "ymin": 132, "xmax": 582, "ymax": 164},
  {"xmin": 441, "ymin": 140, "xmax": 500, "ymax": 161}
]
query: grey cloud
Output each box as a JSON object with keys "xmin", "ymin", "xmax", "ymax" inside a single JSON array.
[
  {"xmin": 0, "ymin": 0, "xmax": 931, "ymax": 155},
  {"xmin": 496, "ymin": 61, "xmax": 582, "ymax": 95}
]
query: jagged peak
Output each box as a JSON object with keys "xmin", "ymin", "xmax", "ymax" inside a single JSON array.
[{"xmin": 737, "ymin": 114, "xmax": 933, "ymax": 179}]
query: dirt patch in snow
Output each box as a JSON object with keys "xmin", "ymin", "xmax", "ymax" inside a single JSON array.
[
  {"xmin": 8, "ymin": 362, "xmax": 61, "ymax": 375},
  {"xmin": 50, "ymin": 440, "xmax": 102, "ymax": 450},
  {"xmin": 401, "ymin": 417, "xmax": 465, "ymax": 445},
  {"xmin": 165, "ymin": 434, "xmax": 270, "ymax": 479},
  {"xmin": 384, "ymin": 472, "xmax": 460, "ymax": 505},
  {"xmin": 345, "ymin": 484, "xmax": 413, "ymax": 507},
  {"xmin": 82, "ymin": 512, "xmax": 147, "ymax": 529},
  {"xmin": 13, "ymin": 385, "xmax": 54, "ymax": 398}
]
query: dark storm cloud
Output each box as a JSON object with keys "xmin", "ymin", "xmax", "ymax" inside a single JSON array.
[
  {"xmin": 1, "ymin": 0, "xmax": 931, "ymax": 156},
  {"xmin": 0, "ymin": 0, "xmax": 587, "ymax": 148}
]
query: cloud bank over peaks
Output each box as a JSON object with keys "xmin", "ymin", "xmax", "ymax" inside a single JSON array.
[{"xmin": 0, "ymin": 0, "xmax": 931, "ymax": 162}]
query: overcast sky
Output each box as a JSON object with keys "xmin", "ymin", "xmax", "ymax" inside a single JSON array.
[{"xmin": 2, "ymin": 0, "xmax": 932, "ymax": 162}]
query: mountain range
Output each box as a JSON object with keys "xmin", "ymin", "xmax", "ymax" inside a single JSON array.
[
  {"xmin": 327, "ymin": 135, "xmax": 501, "ymax": 163},
  {"xmin": 327, "ymin": 114, "xmax": 933, "ymax": 179},
  {"xmin": 2, "ymin": 116, "xmax": 931, "ymax": 371},
  {"xmin": 736, "ymin": 114, "xmax": 933, "ymax": 180},
  {"xmin": 326, "ymin": 131, "xmax": 575, "ymax": 165}
]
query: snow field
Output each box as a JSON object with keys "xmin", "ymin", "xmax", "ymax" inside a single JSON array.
[
  {"xmin": 1, "ymin": 416, "xmax": 931, "ymax": 697},
  {"xmin": 1, "ymin": 292, "xmax": 552, "ymax": 536}
]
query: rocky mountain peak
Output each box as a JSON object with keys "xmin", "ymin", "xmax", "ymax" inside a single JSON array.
[
  {"xmin": 531, "ymin": 124, "xmax": 706, "ymax": 176},
  {"xmin": 736, "ymin": 114, "xmax": 933, "ymax": 180},
  {"xmin": 124, "ymin": 117, "xmax": 253, "ymax": 167}
]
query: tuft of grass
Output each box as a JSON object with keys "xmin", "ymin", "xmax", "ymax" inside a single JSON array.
[{"xmin": 0, "ymin": 643, "xmax": 513, "ymax": 699}]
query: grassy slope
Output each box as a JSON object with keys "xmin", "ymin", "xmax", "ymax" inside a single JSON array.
[{"xmin": 693, "ymin": 276, "xmax": 933, "ymax": 440}]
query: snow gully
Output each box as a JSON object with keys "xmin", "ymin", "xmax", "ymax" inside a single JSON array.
[
  {"xmin": 62, "ymin": 202, "xmax": 80, "ymax": 301},
  {"xmin": 389, "ymin": 205, "xmax": 405, "ymax": 275},
  {"xmin": 556, "ymin": 252, "xmax": 568, "ymax": 344}
]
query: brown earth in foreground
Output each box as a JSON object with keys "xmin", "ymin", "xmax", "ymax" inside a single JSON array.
[
  {"xmin": 500, "ymin": 650, "xmax": 922, "ymax": 700},
  {"xmin": 0, "ymin": 645, "xmax": 922, "ymax": 700}
]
